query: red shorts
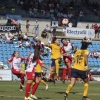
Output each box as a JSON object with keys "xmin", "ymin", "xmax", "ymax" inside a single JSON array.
[
  {"xmin": 26, "ymin": 70, "xmax": 35, "ymax": 80},
  {"xmin": 89, "ymin": 76, "xmax": 92, "ymax": 79},
  {"xmin": 12, "ymin": 68, "xmax": 22, "ymax": 78},
  {"xmin": 64, "ymin": 57, "xmax": 72, "ymax": 64}
]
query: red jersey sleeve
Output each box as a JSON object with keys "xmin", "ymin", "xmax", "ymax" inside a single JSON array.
[
  {"xmin": 37, "ymin": 59, "xmax": 44, "ymax": 66},
  {"xmin": 8, "ymin": 57, "xmax": 13, "ymax": 62},
  {"xmin": 61, "ymin": 46, "xmax": 65, "ymax": 54},
  {"xmin": 20, "ymin": 58, "xmax": 26, "ymax": 61}
]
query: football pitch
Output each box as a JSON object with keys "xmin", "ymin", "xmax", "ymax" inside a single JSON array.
[{"xmin": 0, "ymin": 81, "xmax": 100, "ymax": 100}]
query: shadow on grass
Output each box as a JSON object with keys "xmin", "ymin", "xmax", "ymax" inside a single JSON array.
[
  {"xmin": 38, "ymin": 97, "xmax": 53, "ymax": 100},
  {"xmin": 56, "ymin": 92, "xmax": 79, "ymax": 94}
]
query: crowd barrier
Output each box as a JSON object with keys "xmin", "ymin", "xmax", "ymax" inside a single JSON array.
[
  {"xmin": 0, "ymin": 70, "xmax": 12, "ymax": 81},
  {"xmin": 66, "ymin": 27, "xmax": 95, "ymax": 38}
]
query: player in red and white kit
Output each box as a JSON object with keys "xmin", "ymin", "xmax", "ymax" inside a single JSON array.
[
  {"xmin": 25, "ymin": 52, "xmax": 36, "ymax": 100},
  {"xmin": 8, "ymin": 51, "xmax": 28, "ymax": 91},
  {"xmin": 61, "ymin": 39, "xmax": 73, "ymax": 82},
  {"xmin": 25, "ymin": 45, "xmax": 52, "ymax": 100}
]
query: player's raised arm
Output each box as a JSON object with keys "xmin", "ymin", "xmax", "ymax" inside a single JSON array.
[
  {"xmin": 25, "ymin": 52, "xmax": 32, "ymax": 60},
  {"xmin": 37, "ymin": 59, "xmax": 52, "ymax": 72}
]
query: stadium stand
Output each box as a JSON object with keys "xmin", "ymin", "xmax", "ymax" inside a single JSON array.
[
  {"xmin": 0, "ymin": 0, "xmax": 100, "ymax": 23},
  {"xmin": 0, "ymin": 38, "xmax": 100, "ymax": 72},
  {"xmin": 0, "ymin": 0, "xmax": 100, "ymax": 77}
]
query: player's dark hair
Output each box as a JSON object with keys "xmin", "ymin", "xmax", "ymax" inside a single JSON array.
[
  {"xmin": 61, "ymin": 38, "xmax": 66, "ymax": 43},
  {"xmin": 32, "ymin": 46, "xmax": 40, "ymax": 62},
  {"xmin": 12, "ymin": 51, "xmax": 16, "ymax": 57},
  {"xmin": 81, "ymin": 41, "xmax": 89, "ymax": 50},
  {"xmin": 52, "ymin": 36, "xmax": 57, "ymax": 43},
  {"xmin": 33, "ymin": 44, "xmax": 41, "ymax": 50},
  {"xmin": 26, "ymin": 20, "xmax": 29, "ymax": 22}
]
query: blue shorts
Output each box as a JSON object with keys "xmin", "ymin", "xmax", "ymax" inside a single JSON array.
[
  {"xmin": 51, "ymin": 58, "xmax": 62, "ymax": 67},
  {"xmin": 51, "ymin": 59, "xmax": 56, "ymax": 67},
  {"xmin": 35, "ymin": 72, "xmax": 41, "ymax": 77},
  {"xmin": 71, "ymin": 68, "xmax": 88, "ymax": 79}
]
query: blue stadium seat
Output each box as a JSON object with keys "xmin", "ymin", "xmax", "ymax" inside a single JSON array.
[{"xmin": 0, "ymin": 40, "xmax": 100, "ymax": 68}]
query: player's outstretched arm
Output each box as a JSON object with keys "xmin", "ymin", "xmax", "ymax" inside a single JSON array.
[{"xmin": 42, "ymin": 64, "xmax": 52, "ymax": 72}]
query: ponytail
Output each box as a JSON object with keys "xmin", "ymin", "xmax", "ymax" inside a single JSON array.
[
  {"xmin": 12, "ymin": 51, "xmax": 16, "ymax": 57},
  {"xmin": 32, "ymin": 46, "xmax": 40, "ymax": 62}
]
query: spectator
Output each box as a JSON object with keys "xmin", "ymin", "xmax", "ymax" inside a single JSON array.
[
  {"xmin": 68, "ymin": 12, "xmax": 73, "ymax": 18},
  {"xmin": 17, "ymin": 34, "xmax": 23, "ymax": 41},
  {"xmin": 32, "ymin": 36, "xmax": 38, "ymax": 43},
  {"xmin": 11, "ymin": 19, "xmax": 19, "ymax": 25},
  {"xmin": 87, "ymin": 38, "xmax": 92, "ymax": 45},
  {"xmin": 88, "ymin": 73, "xmax": 94, "ymax": 81},
  {"xmin": 45, "ymin": 24, "xmax": 52, "ymax": 42},
  {"xmin": 31, "ymin": 38, "xmax": 35, "ymax": 48},
  {"xmin": 0, "ymin": 34, "xmax": 5, "ymax": 43},
  {"xmin": 11, "ymin": 7, "xmax": 15, "ymax": 14},
  {"xmin": 25, "ymin": 40, "xmax": 31, "ymax": 48},
  {"xmin": 6, "ymin": 18, "xmax": 12, "ymax": 25},
  {"xmin": 34, "ymin": 20, "xmax": 39, "ymax": 36},
  {"xmin": 18, "ymin": 23, "xmax": 22, "ymax": 34},
  {"xmin": 86, "ymin": 24, "xmax": 89, "ymax": 29},
  {"xmin": 68, "ymin": 21, "xmax": 73, "ymax": 27},
  {"xmin": 23, "ymin": 33, "xmax": 28, "ymax": 41},
  {"xmin": 10, "ymin": 32, "xmax": 14, "ymax": 40},
  {"xmin": 98, "ymin": 25, "xmax": 100, "ymax": 38},
  {"xmin": 90, "ymin": 24, "xmax": 94, "ymax": 29},
  {"xmin": 97, "ymin": 50, "xmax": 100, "ymax": 58},
  {"xmin": 41, "ymin": 30, "xmax": 47, "ymax": 39},
  {"xmin": 29, "ymin": 9, "xmax": 34, "ymax": 17},
  {"xmin": 26, "ymin": 20, "xmax": 30, "ymax": 33},
  {"xmin": 52, "ymin": 22, "xmax": 58, "ymax": 36},
  {"xmin": 62, "ymin": 25, "xmax": 67, "ymax": 36},
  {"xmin": 18, "ymin": 39, "xmax": 24, "ymax": 48},
  {"xmin": 93, "ymin": 23, "xmax": 98, "ymax": 38},
  {"xmin": 5, "ymin": 32, "xmax": 14, "ymax": 43},
  {"xmin": 93, "ymin": 50, "xmax": 98, "ymax": 58},
  {"xmin": 20, "ymin": 0, "xmax": 24, "ymax": 6},
  {"xmin": 1, "ymin": 5, "xmax": 8, "ymax": 14},
  {"xmin": 79, "ymin": 10, "xmax": 84, "ymax": 21}
]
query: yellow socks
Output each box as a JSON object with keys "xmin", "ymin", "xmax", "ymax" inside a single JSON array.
[
  {"xmin": 83, "ymin": 83, "xmax": 89, "ymax": 97},
  {"xmin": 55, "ymin": 59, "xmax": 59, "ymax": 76},
  {"xmin": 41, "ymin": 80, "xmax": 48, "ymax": 86},
  {"xmin": 66, "ymin": 84, "xmax": 73, "ymax": 94}
]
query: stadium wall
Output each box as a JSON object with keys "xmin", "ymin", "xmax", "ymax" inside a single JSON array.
[{"xmin": 77, "ymin": 22, "xmax": 100, "ymax": 28}]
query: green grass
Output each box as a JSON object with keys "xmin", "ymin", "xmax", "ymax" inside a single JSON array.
[{"xmin": 0, "ymin": 81, "xmax": 100, "ymax": 100}]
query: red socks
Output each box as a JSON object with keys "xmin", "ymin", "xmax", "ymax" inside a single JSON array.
[
  {"xmin": 20, "ymin": 74, "xmax": 25, "ymax": 89},
  {"xmin": 25, "ymin": 83, "xmax": 31, "ymax": 98},
  {"xmin": 31, "ymin": 82, "xmax": 40, "ymax": 95},
  {"xmin": 49, "ymin": 74, "xmax": 52, "ymax": 79},
  {"xmin": 68, "ymin": 68, "xmax": 72, "ymax": 77},
  {"xmin": 62, "ymin": 68, "xmax": 67, "ymax": 80}
]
